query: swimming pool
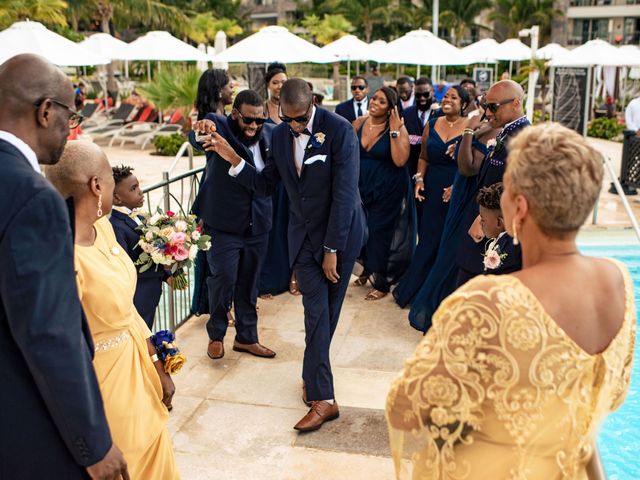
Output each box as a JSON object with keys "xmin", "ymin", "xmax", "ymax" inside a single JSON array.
[{"xmin": 580, "ymin": 244, "xmax": 639, "ymax": 479}]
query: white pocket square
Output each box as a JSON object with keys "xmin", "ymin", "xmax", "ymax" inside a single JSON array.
[{"xmin": 304, "ymin": 154, "xmax": 327, "ymax": 165}]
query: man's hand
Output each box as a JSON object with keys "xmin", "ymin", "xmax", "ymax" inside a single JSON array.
[
  {"xmin": 203, "ymin": 132, "xmax": 242, "ymax": 167},
  {"xmin": 414, "ymin": 180, "xmax": 425, "ymax": 201},
  {"xmin": 468, "ymin": 214, "xmax": 484, "ymax": 243},
  {"xmin": 192, "ymin": 119, "xmax": 217, "ymax": 135},
  {"xmin": 442, "ymin": 185, "xmax": 452, "ymax": 203},
  {"xmin": 322, "ymin": 252, "xmax": 340, "ymax": 283},
  {"xmin": 86, "ymin": 445, "xmax": 129, "ymax": 480}
]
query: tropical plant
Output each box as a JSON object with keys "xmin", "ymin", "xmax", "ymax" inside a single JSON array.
[
  {"xmin": 300, "ymin": 13, "xmax": 353, "ymax": 45},
  {"xmin": 137, "ymin": 66, "xmax": 200, "ymax": 115},
  {"xmin": 519, "ymin": 57, "xmax": 550, "ymax": 101},
  {"xmin": 321, "ymin": 0, "xmax": 391, "ymax": 43},
  {"xmin": 188, "ymin": 12, "xmax": 242, "ymax": 44},
  {"xmin": 153, "ymin": 133, "xmax": 205, "ymax": 156},
  {"xmin": 489, "ymin": 0, "xmax": 561, "ymax": 42},
  {"xmin": 438, "ymin": 0, "xmax": 492, "ymax": 46},
  {"xmin": 587, "ymin": 117, "xmax": 626, "ymax": 141},
  {"xmin": 0, "ymin": 0, "xmax": 68, "ymax": 29}
]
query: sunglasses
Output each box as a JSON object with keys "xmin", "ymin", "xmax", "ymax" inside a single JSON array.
[
  {"xmin": 234, "ymin": 109, "xmax": 266, "ymax": 125},
  {"xmin": 482, "ymin": 98, "xmax": 515, "ymax": 113},
  {"xmin": 278, "ymin": 100, "xmax": 313, "ymax": 124},
  {"xmin": 351, "ymin": 85, "xmax": 367, "ymax": 91},
  {"xmin": 34, "ymin": 98, "xmax": 84, "ymax": 129},
  {"xmin": 415, "ymin": 92, "xmax": 432, "ymax": 99}
]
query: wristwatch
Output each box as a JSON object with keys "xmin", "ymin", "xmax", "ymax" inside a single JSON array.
[
  {"xmin": 390, "ymin": 130, "xmax": 400, "ymax": 138},
  {"xmin": 323, "ymin": 246, "xmax": 337, "ymax": 254}
]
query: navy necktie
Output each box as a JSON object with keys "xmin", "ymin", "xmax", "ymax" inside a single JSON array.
[
  {"xmin": 357, "ymin": 102, "xmax": 363, "ymax": 117},
  {"xmin": 420, "ymin": 110, "xmax": 426, "ymax": 126}
]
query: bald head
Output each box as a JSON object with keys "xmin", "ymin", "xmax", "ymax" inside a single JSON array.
[
  {"xmin": 280, "ymin": 78, "xmax": 312, "ymax": 107},
  {"xmin": 0, "ymin": 54, "xmax": 75, "ymax": 165},
  {"xmin": 484, "ymin": 79, "xmax": 525, "ymax": 128},
  {"xmin": 46, "ymin": 141, "xmax": 111, "ymax": 200},
  {"xmin": 489, "ymin": 80, "xmax": 524, "ymax": 103}
]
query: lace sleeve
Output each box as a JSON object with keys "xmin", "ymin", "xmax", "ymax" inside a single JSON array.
[{"xmin": 385, "ymin": 276, "xmax": 506, "ymax": 479}]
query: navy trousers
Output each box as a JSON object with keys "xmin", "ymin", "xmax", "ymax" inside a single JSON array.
[
  {"xmin": 205, "ymin": 228, "xmax": 269, "ymax": 344},
  {"xmin": 295, "ymin": 238, "xmax": 357, "ymax": 401},
  {"xmin": 133, "ymin": 277, "xmax": 163, "ymax": 329}
]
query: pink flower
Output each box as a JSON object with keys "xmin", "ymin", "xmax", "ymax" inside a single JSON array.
[
  {"xmin": 483, "ymin": 249, "xmax": 502, "ymax": 270},
  {"xmin": 173, "ymin": 245, "xmax": 190, "ymax": 261},
  {"xmin": 171, "ymin": 232, "xmax": 187, "ymax": 244},
  {"xmin": 166, "ymin": 211, "xmax": 175, "ymax": 217}
]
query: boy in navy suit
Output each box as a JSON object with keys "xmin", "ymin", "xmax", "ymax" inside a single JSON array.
[
  {"xmin": 109, "ymin": 165, "xmax": 166, "ymax": 329},
  {"xmin": 476, "ymin": 182, "xmax": 521, "ymax": 277}
]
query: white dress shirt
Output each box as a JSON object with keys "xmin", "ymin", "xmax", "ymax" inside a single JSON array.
[
  {"xmin": 248, "ymin": 142, "xmax": 265, "ymax": 172},
  {"xmin": 0, "ymin": 130, "xmax": 40, "ymax": 173},
  {"xmin": 625, "ymin": 97, "xmax": 640, "ymax": 132},
  {"xmin": 353, "ymin": 98, "xmax": 368, "ymax": 118},
  {"xmin": 401, "ymin": 93, "xmax": 415, "ymax": 111}
]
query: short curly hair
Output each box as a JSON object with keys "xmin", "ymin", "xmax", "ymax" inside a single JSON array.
[
  {"xmin": 112, "ymin": 164, "xmax": 134, "ymax": 185},
  {"xmin": 477, "ymin": 182, "xmax": 503, "ymax": 211},
  {"xmin": 504, "ymin": 122, "xmax": 604, "ymax": 236}
]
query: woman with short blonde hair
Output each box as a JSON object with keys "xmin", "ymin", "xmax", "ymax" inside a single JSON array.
[{"xmin": 386, "ymin": 123, "xmax": 635, "ymax": 479}]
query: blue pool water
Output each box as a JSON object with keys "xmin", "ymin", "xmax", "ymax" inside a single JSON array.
[{"xmin": 580, "ymin": 245, "xmax": 640, "ymax": 479}]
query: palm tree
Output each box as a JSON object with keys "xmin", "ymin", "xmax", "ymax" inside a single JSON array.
[
  {"xmin": 490, "ymin": 0, "xmax": 561, "ymax": 42},
  {"xmin": 322, "ymin": 0, "xmax": 390, "ymax": 43},
  {"xmin": 137, "ymin": 65, "xmax": 200, "ymax": 116},
  {"xmin": 0, "ymin": 0, "xmax": 67, "ymax": 29},
  {"xmin": 438, "ymin": 0, "xmax": 492, "ymax": 46},
  {"xmin": 188, "ymin": 12, "xmax": 242, "ymax": 45}
]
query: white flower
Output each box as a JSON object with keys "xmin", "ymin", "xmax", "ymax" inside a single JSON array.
[
  {"xmin": 189, "ymin": 244, "xmax": 198, "ymax": 260},
  {"xmin": 483, "ymin": 249, "xmax": 502, "ymax": 270},
  {"xmin": 145, "ymin": 231, "xmax": 154, "ymax": 241},
  {"xmin": 150, "ymin": 251, "xmax": 165, "ymax": 265},
  {"xmin": 203, "ymin": 241, "xmax": 212, "ymax": 251},
  {"xmin": 174, "ymin": 220, "xmax": 188, "ymax": 232},
  {"xmin": 486, "ymin": 138, "xmax": 497, "ymax": 149},
  {"xmin": 149, "ymin": 213, "xmax": 162, "ymax": 225},
  {"xmin": 191, "ymin": 230, "xmax": 201, "ymax": 241},
  {"xmin": 314, "ymin": 132, "xmax": 326, "ymax": 145}
]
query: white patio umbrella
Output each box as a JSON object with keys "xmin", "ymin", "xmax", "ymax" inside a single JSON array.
[
  {"xmin": 80, "ymin": 33, "xmax": 130, "ymax": 61},
  {"xmin": 461, "ymin": 38, "xmax": 500, "ymax": 64},
  {"xmin": 550, "ymin": 39, "xmax": 634, "ymax": 67},
  {"xmin": 495, "ymin": 39, "xmax": 531, "ymax": 61},
  {"xmin": 535, "ymin": 43, "xmax": 569, "ymax": 61},
  {"xmin": 212, "ymin": 26, "xmax": 331, "ymax": 64},
  {"xmin": 619, "ymin": 45, "xmax": 640, "ymax": 67},
  {"xmin": 321, "ymin": 34, "xmax": 372, "ymax": 62},
  {"xmin": 123, "ymin": 31, "xmax": 210, "ymax": 62},
  {"xmin": 0, "ymin": 21, "xmax": 109, "ymax": 66},
  {"xmin": 375, "ymin": 29, "xmax": 470, "ymax": 66}
]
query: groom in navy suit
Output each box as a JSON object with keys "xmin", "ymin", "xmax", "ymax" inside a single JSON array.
[{"xmin": 201, "ymin": 79, "xmax": 366, "ymax": 432}]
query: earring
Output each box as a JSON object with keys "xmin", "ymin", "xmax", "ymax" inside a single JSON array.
[
  {"xmin": 97, "ymin": 194, "xmax": 103, "ymax": 218},
  {"xmin": 512, "ymin": 220, "xmax": 519, "ymax": 246}
]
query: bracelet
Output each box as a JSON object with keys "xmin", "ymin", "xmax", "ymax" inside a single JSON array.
[
  {"xmin": 463, "ymin": 128, "xmax": 474, "ymax": 135},
  {"xmin": 150, "ymin": 330, "xmax": 186, "ymax": 374},
  {"xmin": 150, "ymin": 353, "xmax": 159, "ymax": 363},
  {"xmin": 323, "ymin": 246, "xmax": 337, "ymax": 254},
  {"xmin": 415, "ymin": 178, "xmax": 424, "ymax": 184},
  {"xmin": 412, "ymin": 173, "xmax": 422, "ymax": 181}
]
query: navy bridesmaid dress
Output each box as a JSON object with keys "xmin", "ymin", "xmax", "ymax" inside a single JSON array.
[
  {"xmin": 393, "ymin": 116, "xmax": 461, "ymax": 307},
  {"xmin": 358, "ymin": 125, "xmax": 415, "ymax": 293},
  {"xmin": 406, "ymin": 139, "xmax": 488, "ymax": 332}
]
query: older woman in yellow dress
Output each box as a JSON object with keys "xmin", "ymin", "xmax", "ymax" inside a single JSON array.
[
  {"xmin": 386, "ymin": 123, "xmax": 635, "ymax": 479},
  {"xmin": 47, "ymin": 141, "xmax": 180, "ymax": 479}
]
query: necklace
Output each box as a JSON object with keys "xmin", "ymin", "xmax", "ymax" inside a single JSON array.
[
  {"xmin": 445, "ymin": 117, "xmax": 460, "ymax": 128},
  {"xmin": 368, "ymin": 118, "xmax": 386, "ymax": 131}
]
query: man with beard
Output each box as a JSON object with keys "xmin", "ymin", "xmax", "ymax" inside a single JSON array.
[
  {"xmin": 401, "ymin": 77, "xmax": 435, "ymax": 178},
  {"xmin": 191, "ymin": 89, "xmax": 276, "ymax": 361},
  {"xmin": 0, "ymin": 54, "xmax": 127, "ymax": 479}
]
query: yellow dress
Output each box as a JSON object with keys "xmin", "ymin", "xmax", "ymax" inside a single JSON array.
[
  {"xmin": 386, "ymin": 261, "xmax": 636, "ymax": 480},
  {"xmin": 75, "ymin": 217, "xmax": 179, "ymax": 479}
]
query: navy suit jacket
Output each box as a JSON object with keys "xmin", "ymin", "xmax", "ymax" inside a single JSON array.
[
  {"xmin": 190, "ymin": 113, "xmax": 274, "ymax": 236},
  {"xmin": 234, "ymin": 107, "xmax": 366, "ymax": 266},
  {"xmin": 0, "ymin": 140, "xmax": 111, "ymax": 473},
  {"xmin": 334, "ymin": 99, "xmax": 357, "ymax": 124},
  {"xmin": 402, "ymin": 106, "xmax": 427, "ymax": 173},
  {"xmin": 489, "ymin": 233, "xmax": 522, "ymax": 276}
]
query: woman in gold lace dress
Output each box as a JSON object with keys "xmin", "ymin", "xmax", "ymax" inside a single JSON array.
[
  {"xmin": 386, "ymin": 123, "xmax": 636, "ymax": 479},
  {"xmin": 47, "ymin": 141, "xmax": 180, "ymax": 479}
]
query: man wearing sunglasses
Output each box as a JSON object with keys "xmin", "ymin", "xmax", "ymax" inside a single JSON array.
[
  {"xmin": 334, "ymin": 76, "xmax": 369, "ymax": 123},
  {"xmin": 209, "ymin": 78, "xmax": 366, "ymax": 433},
  {"xmin": 0, "ymin": 54, "xmax": 128, "ymax": 479},
  {"xmin": 456, "ymin": 79, "xmax": 530, "ymax": 286},
  {"xmin": 191, "ymin": 89, "xmax": 277, "ymax": 362}
]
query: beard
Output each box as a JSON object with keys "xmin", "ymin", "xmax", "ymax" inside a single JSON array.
[
  {"xmin": 230, "ymin": 118, "xmax": 261, "ymax": 147},
  {"xmin": 417, "ymin": 98, "xmax": 433, "ymax": 111}
]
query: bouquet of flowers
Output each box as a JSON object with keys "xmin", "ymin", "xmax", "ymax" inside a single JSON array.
[{"xmin": 135, "ymin": 208, "xmax": 211, "ymax": 290}]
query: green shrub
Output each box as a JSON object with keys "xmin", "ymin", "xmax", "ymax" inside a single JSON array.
[
  {"xmin": 153, "ymin": 133, "xmax": 204, "ymax": 157},
  {"xmin": 587, "ymin": 117, "xmax": 626, "ymax": 141}
]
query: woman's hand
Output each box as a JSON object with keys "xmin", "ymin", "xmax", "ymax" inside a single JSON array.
[
  {"xmin": 446, "ymin": 142, "xmax": 457, "ymax": 159},
  {"xmin": 154, "ymin": 362, "xmax": 175, "ymax": 410},
  {"xmin": 389, "ymin": 107, "xmax": 404, "ymax": 132},
  {"xmin": 415, "ymin": 180, "xmax": 425, "ymax": 201},
  {"xmin": 442, "ymin": 185, "xmax": 452, "ymax": 203}
]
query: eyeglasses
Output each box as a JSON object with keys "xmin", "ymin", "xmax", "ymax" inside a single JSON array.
[
  {"xmin": 278, "ymin": 99, "xmax": 313, "ymax": 124},
  {"xmin": 351, "ymin": 85, "xmax": 367, "ymax": 91},
  {"xmin": 415, "ymin": 92, "xmax": 432, "ymax": 99},
  {"xmin": 34, "ymin": 98, "xmax": 84, "ymax": 129},
  {"xmin": 234, "ymin": 109, "xmax": 266, "ymax": 125},
  {"xmin": 481, "ymin": 98, "xmax": 515, "ymax": 114}
]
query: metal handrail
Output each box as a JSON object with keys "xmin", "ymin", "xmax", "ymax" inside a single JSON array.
[
  {"xmin": 597, "ymin": 154, "xmax": 640, "ymax": 242},
  {"xmin": 167, "ymin": 141, "xmax": 194, "ymax": 175}
]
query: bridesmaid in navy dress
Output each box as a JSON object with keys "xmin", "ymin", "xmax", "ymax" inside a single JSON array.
[
  {"xmin": 393, "ymin": 86, "xmax": 470, "ymax": 307},
  {"xmin": 352, "ymin": 87, "xmax": 411, "ymax": 300}
]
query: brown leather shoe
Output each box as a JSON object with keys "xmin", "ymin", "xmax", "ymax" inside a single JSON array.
[
  {"xmin": 302, "ymin": 384, "xmax": 312, "ymax": 407},
  {"xmin": 207, "ymin": 340, "xmax": 224, "ymax": 359},
  {"xmin": 232, "ymin": 340, "xmax": 276, "ymax": 358},
  {"xmin": 293, "ymin": 401, "xmax": 339, "ymax": 432}
]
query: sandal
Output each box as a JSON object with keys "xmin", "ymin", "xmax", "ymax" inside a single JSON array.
[
  {"xmin": 365, "ymin": 289, "xmax": 388, "ymax": 301},
  {"xmin": 353, "ymin": 272, "xmax": 370, "ymax": 287},
  {"xmin": 289, "ymin": 277, "xmax": 301, "ymax": 296}
]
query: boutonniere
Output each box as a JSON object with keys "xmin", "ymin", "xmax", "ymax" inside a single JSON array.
[
  {"xmin": 306, "ymin": 132, "xmax": 326, "ymax": 151},
  {"xmin": 486, "ymin": 138, "xmax": 497, "ymax": 149},
  {"xmin": 483, "ymin": 238, "xmax": 508, "ymax": 271}
]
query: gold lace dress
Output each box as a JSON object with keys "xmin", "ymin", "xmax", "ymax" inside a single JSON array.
[{"xmin": 386, "ymin": 262, "xmax": 636, "ymax": 480}]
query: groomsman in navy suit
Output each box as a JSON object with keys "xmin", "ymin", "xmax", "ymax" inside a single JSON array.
[
  {"xmin": 201, "ymin": 79, "xmax": 366, "ymax": 432},
  {"xmin": 0, "ymin": 54, "xmax": 126, "ymax": 479},
  {"xmin": 334, "ymin": 76, "xmax": 369, "ymax": 124},
  {"xmin": 109, "ymin": 165, "xmax": 166, "ymax": 329},
  {"xmin": 396, "ymin": 76, "xmax": 415, "ymax": 115},
  {"xmin": 401, "ymin": 77, "xmax": 435, "ymax": 178},
  {"xmin": 191, "ymin": 90, "xmax": 277, "ymax": 361}
]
